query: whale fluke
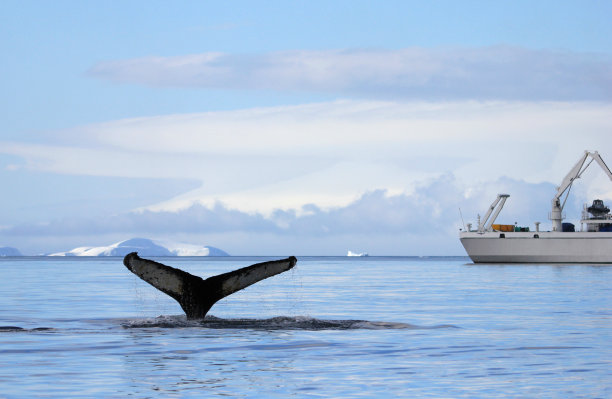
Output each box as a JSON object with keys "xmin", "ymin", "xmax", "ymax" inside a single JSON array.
[{"xmin": 123, "ymin": 252, "xmax": 297, "ymax": 319}]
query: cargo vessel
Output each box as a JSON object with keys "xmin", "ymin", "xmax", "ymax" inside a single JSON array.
[{"xmin": 460, "ymin": 151, "xmax": 612, "ymax": 263}]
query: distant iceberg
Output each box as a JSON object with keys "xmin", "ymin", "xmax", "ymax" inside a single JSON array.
[
  {"xmin": 347, "ymin": 250, "xmax": 369, "ymax": 257},
  {"xmin": 48, "ymin": 238, "xmax": 229, "ymax": 257},
  {"xmin": 0, "ymin": 247, "xmax": 22, "ymax": 257}
]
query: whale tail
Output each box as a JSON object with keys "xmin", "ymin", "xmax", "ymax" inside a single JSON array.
[{"xmin": 123, "ymin": 252, "xmax": 297, "ymax": 319}]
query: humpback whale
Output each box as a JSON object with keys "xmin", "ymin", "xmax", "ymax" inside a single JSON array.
[{"xmin": 123, "ymin": 252, "xmax": 297, "ymax": 319}]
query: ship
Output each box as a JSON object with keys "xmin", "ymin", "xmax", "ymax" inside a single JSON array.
[{"xmin": 460, "ymin": 151, "xmax": 612, "ymax": 263}]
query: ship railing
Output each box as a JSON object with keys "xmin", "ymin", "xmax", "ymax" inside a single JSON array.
[{"xmin": 580, "ymin": 215, "xmax": 612, "ymax": 222}]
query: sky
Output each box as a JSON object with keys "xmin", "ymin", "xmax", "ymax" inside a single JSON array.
[{"xmin": 1, "ymin": 1, "xmax": 612, "ymax": 255}]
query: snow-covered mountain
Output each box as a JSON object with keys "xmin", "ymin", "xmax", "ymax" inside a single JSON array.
[
  {"xmin": 0, "ymin": 247, "xmax": 22, "ymax": 257},
  {"xmin": 48, "ymin": 238, "xmax": 229, "ymax": 257}
]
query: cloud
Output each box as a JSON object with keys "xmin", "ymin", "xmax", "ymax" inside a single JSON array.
[
  {"xmin": 1, "ymin": 174, "xmax": 559, "ymax": 238},
  {"xmin": 88, "ymin": 47, "xmax": 612, "ymax": 101},
  {"xmin": 5, "ymin": 173, "xmax": 605, "ymax": 255},
  {"xmin": 2, "ymin": 100, "xmax": 611, "ymax": 217},
  {"xmin": 2, "ymin": 202, "xmax": 274, "ymax": 236}
]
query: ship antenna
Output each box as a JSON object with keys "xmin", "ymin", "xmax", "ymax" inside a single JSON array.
[{"xmin": 459, "ymin": 208, "xmax": 466, "ymax": 231}]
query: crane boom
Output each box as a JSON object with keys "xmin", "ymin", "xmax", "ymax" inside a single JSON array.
[
  {"xmin": 551, "ymin": 151, "xmax": 612, "ymax": 231},
  {"xmin": 552, "ymin": 152, "xmax": 590, "ymax": 203},
  {"xmin": 590, "ymin": 151, "xmax": 612, "ymax": 181},
  {"xmin": 479, "ymin": 194, "xmax": 509, "ymax": 232}
]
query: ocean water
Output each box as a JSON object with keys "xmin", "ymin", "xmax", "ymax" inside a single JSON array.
[{"xmin": 0, "ymin": 256, "xmax": 610, "ymax": 398}]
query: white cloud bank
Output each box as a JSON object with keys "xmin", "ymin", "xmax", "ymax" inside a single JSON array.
[
  {"xmin": 3, "ymin": 100, "xmax": 612, "ymax": 216},
  {"xmin": 0, "ymin": 174, "xmax": 570, "ymax": 255},
  {"xmin": 89, "ymin": 47, "xmax": 612, "ymax": 101}
]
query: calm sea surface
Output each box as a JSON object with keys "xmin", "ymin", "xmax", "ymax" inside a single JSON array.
[{"xmin": 0, "ymin": 256, "xmax": 610, "ymax": 398}]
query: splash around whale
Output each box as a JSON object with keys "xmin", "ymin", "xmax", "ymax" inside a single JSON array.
[
  {"xmin": 120, "ymin": 315, "xmax": 457, "ymax": 330},
  {"xmin": 123, "ymin": 252, "xmax": 297, "ymax": 319}
]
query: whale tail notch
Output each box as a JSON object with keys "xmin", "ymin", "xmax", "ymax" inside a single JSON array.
[{"xmin": 123, "ymin": 252, "xmax": 297, "ymax": 319}]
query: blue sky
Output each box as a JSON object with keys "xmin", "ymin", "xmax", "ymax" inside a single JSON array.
[{"xmin": 2, "ymin": 1, "xmax": 612, "ymax": 255}]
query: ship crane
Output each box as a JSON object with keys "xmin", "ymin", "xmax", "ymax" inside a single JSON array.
[
  {"xmin": 478, "ymin": 193, "xmax": 510, "ymax": 232},
  {"xmin": 550, "ymin": 151, "xmax": 612, "ymax": 231}
]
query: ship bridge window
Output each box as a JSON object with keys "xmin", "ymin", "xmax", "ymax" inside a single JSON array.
[
  {"xmin": 534, "ymin": 234, "xmax": 539, "ymax": 238},
  {"xmin": 499, "ymin": 233, "xmax": 505, "ymax": 238}
]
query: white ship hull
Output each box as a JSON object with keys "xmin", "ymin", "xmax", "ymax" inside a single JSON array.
[{"xmin": 460, "ymin": 231, "xmax": 612, "ymax": 263}]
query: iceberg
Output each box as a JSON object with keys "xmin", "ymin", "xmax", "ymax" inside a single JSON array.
[
  {"xmin": 48, "ymin": 238, "xmax": 229, "ymax": 257},
  {"xmin": 155, "ymin": 240, "xmax": 229, "ymax": 256},
  {"xmin": 347, "ymin": 250, "xmax": 369, "ymax": 257}
]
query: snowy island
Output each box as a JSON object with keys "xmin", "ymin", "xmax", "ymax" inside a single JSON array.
[
  {"xmin": 47, "ymin": 238, "xmax": 229, "ymax": 257},
  {"xmin": 0, "ymin": 247, "xmax": 22, "ymax": 257}
]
